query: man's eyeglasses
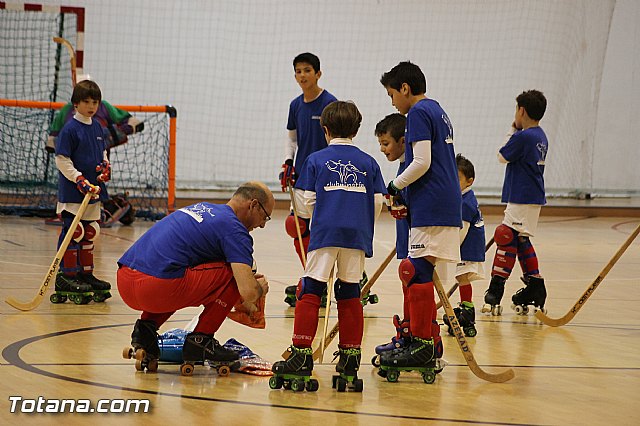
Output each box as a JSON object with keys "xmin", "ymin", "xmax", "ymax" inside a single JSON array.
[{"xmin": 256, "ymin": 199, "xmax": 271, "ymax": 222}]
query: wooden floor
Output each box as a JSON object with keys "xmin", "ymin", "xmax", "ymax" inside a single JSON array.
[{"xmin": 1, "ymin": 210, "xmax": 639, "ymax": 425}]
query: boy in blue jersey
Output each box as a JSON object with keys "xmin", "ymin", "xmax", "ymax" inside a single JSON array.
[
  {"xmin": 443, "ymin": 154, "xmax": 485, "ymax": 337},
  {"xmin": 117, "ymin": 182, "xmax": 273, "ymax": 373},
  {"xmin": 272, "ymin": 101, "xmax": 386, "ymax": 391},
  {"xmin": 280, "ymin": 53, "xmax": 337, "ymax": 305},
  {"xmin": 52, "ymin": 80, "xmax": 113, "ymax": 304},
  {"xmin": 482, "ymin": 90, "xmax": 548, "ymax": 315},
  {"xmin": 379, "ymin": 62, "xmax": 461, "ymax": 373}
]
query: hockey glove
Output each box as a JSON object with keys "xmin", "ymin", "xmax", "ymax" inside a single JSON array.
[
  {"xmin": 279, "ymin": 159, "xmax": 296, "ymax": 192},
  {"xmin": 76, "ymin": 175, "xmax": 100, "ymax": 195},
  {"xmin": 96, "ymin": 160, "xmax": 111, "ymax": 183},
  {"xmin": 385, "ymin": 194, "xmax": 408, "ymax": 220},
  {"xmin": 387, "ymin": 180, "xmax": 400, "ymax": 197}
]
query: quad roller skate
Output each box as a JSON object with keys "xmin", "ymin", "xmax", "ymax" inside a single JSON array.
[
  {"xmin": 50, "ymin": 273, "xmax": 93, "ymax": 305},
  {"xmin": 378, "ymin": 336, "xmax": 438, "ymax": 384},
  {"xmin": 511, "ymin": 276, "xmax": 547, "ymax": 315},
  {"xmin": 122, "ymin": 319, "xmax": 160, "ymax": 372},
  {"xmin": 179, "ymin": 332, "xmax": 240, "ymax": 376},
  {"xmin": 269, "ymin": 345, "xmax": 319, "ymax": 392},
  {"xmin": 371, "ymin": 315, "xmax": 410, "ymax": 367},
  {"xmin": 332, "ymin": 347, "xmax": 363, "ymax": 392},
  {"xmin": 481, "ymin": 276, "xmax": 506, "ymax": 316},
  {"xmin": 443, "ymin": 301, "xmax": 477, "ymax": 337},
  {"xmin": 77, "ymin": 272, "xmax": 112, "ymax": 302}
]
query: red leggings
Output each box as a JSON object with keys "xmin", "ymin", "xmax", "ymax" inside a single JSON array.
[{"xmin": 117, "ymin": 262, "xmax": 240, "ymax": 334}]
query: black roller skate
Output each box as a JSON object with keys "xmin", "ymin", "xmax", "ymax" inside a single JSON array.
[
  {"xmin": 481, "ymin": 276, "xmax": 506, "ymax": 316},
  {"xmin": 332, "ymin": 347, "xmax": 363, "ymax": 392},
  {"xmin": 358, "ymin": 271, "xmax": 379, "ymax": 306},
  {"xmin": 284, "ymin": 284, "xmax": 327, "ymax": 308},
  {"xmin": 511, "ymin": 276, "xmax": 547, "ymax": 315},
  {"xmin": 122, "ymin": 319, "xmax": 160, "ymax": 372},
  {"xmin": 371, "ymin": 315, "xmax": 410, "ymax": 367},
  {"xmin": 443, "ymin": 301, "xmax": 477, "ymax": 337},
  {"xmin": 180, "ymin": 332, "xmax": 240, "ymax": 376},
  {"xmin": 77, "ymin": 272, "xmax": 112, "ymax": 302},
  {"xmin": 50, "ymin": 273, "xmax": 93, "ymax": 305},
  {"xmin": 378, "ymin": 336, "xmax": 437, "ymax": 384},
  {"xmin": 270, "ymin": 345, "xmax": 318, "ymax": 392}
]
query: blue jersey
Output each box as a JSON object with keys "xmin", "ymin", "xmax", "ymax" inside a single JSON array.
[
  {"xmin": 460, "ymin": 189, "xmax": 485, "ymax": 262},
  {"xmin": 395, "ymin": 161, "xmax": 409, "ymax": 259},
  {"xmin": 295, "ymin": 143, "xmax": 386, "ymax": 257},
  {"xmin": 404, "ymin": 99, "xmax": 461, "ymax": 228},
  {"xmin": 500, "ymin": 126, "xmax": 548, "ymax": 205},
  {"xmin": 118, "ymin": 203, "xmax": 254, "ymax": 279},
  {"xmin": 287, "ymin": 90, "xmax": 337, "ymax": 172},
  {"xmin": 55, "ymin": 118, "xmax": 109, "ymax": 204}
]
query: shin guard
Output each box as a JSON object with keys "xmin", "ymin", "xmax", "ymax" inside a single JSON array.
[
  {"xmin": 408, "ymin": 283, "xmax": 435, "ymax": 340},
  {"xmin": 337, "ymin": 298, "xmax": 363, "ymax": 348},
  {"xmin": 517, "ymin": 236, "xmax": 540, "ymax": 277}
]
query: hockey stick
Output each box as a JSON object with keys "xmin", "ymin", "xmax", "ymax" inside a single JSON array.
[
  {"xmin": 434, "ymin": 270, "xmax": 515, "ymax": 383},
  {"xmin": 287, "ymin": 182, "xmax": 307, "ymax": 267},
  {"xmin": 435, "ymin": 236, "xmax": 495, "ymax": 310},
  {"xmin": 535, "ymin": 223, "xmax": 640, "ymax": 327},
  {"xmin": 5, "ymin": 192, "xmax": 93, "ymax": 311},
  {"xmin": 318, "ymin": 268, "xmax": 335, "ymax": 363},
  {"xmin": 312, "ymin": 247, "xmax": 396, "ymax": 361},
  {"xmin": 53, "ymin": 37, "xmax": 77, "ymax": 87}
]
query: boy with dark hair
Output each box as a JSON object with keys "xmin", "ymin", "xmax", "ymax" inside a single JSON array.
[
  {"xmin": 378, "ymin": 62, "xmax": 461, "ymax": 380},
  {"xmin": 482, "ymin": 90, "xmax": 548, "ymax": 316},
  {"xmin": 280, "ymin": 52, "xmax": 338, "ymax": 307},
  {"xmin": 443, "ymin": 154, "xmax": 485, "ymax": 337},
  {"xmin": 272, "ymin": 101, "xmax": 386, "ymax": 392},
  {"xmin": 51, "ymin": 80, "xmax": 113, "ymax": 304}
]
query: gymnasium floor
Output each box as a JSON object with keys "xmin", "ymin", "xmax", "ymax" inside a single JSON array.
[{"xmin": 1, "ymin": 208, "xmax": 638, "ymax": 425}]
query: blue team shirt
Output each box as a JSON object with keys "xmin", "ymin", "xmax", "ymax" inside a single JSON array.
[
  {"xmin": 395, "ymin": 161, "xmax": 409, "ymax": 259},
  {"xmin": 55, "ymin": 118, "xmax": 109, "ymax": 204},
  {"xmin": 404, "ymin": 99, "xmax": 461, "ymax": 228},
  {"xmin": 118, "ymin": 203, "xmax": 254, "ymax": 279},
  {"xmin": 499, "ymin": 126, "xmax": 548, "ymax": 205},
  {"xmin": 287, "ymin": 90, "xmax": 337, "ymax": 172},
  {"xmin": 460, "ymin": 189, "xmax": 485, "ymax": 262},
  {"xmin": 295, "ymin": 143, "xmax": 386, "ymax": 257}
]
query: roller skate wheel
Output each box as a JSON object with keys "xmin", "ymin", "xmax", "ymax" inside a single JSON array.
[
  {"xmin": 147, "ymin": 359, "xmax": 159, "ymax": 372},
  {"xmin": 135, "ymin": 359, "xmax": 144, "ymax": 371},
  {"xmin": 336, "ymin": 377, "xmax": 347, "ymax": 392},
  {"xmin": 332, "ymin": 375, "xmax": 338, "ymax": 388},
  {"xmin": 291, "ymin": 379, "xmax": 304, "ymax": 392},
  {"xmin": 180, "ymin": 363, "xmax": 195, "ymax": 376},
  {"xmin": 269, "ymin": 376, "xmax": 284, "ymax": 389},
  {"xmin": 435, "ymin": 358, "xmax": 448, "ymax": 374},
  {"xmin": 134, "ymin": 349, "xmax": 147, "ymax": 361},
  {"xmin": 218, "ymin": 365, "xmax": 231, "ymax": 377},
  {"xmin": 492, "ymin": 305, "xmax": 503, "ymax": 316},
  {"xmin": 371, "ymin": 355, "xmax": 381, "ymax": 367},
  {"xmin": 465, "ymin": 327, "xmax": 477, "ymax": 337},
  {"xmin": 377, "ymin": 368, "xmax": 388, "ymax": 378},
  {"xmin": 386, "ymin": 370, "xmax": 399, "ymax": 383},
  {"xmin": 523, "ymin": 306, "xmax": 529, "ymax": 315},
  {"xmin": 354, "ymin": 378, "xmax": 364, "ymax": 392},
  {"xmin": 369, "ymin": 294, "xmax": 379, "ymax": 304},
  {"xmin": 422, "ymin": 371, "xmax": 436, "ymax": 384},
  {"xmin": 481, "ymin": 303, "xmax": 492, "ymax": 314},
  {"xmin": 306, "ymin": 379, "xmax": 319, "ymax": 392},
  {"xmin": 122, "ymin": 347, "xmax": 134, "ymax": 359}
]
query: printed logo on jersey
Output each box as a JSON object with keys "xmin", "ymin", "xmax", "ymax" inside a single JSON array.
[
  {"xmin": 411, "ymin": 243, "xmax": 425, "ymax": 249},
  {"xmin": 324, "ymin": 160, "xmax": 367, "ymax": 193},
  {"xmin": 442, "ymin": 113, "xmax": 454, "ymax": 144},
  {"xmin": 179, "ymin": 203, "xmax": 216, "ymax": 223},
  {"xmin": 537, "ymin": 142, "xmax": 547, "ymax": 165},
  {"xmin": 312, "ymin": 115, "xmax": 321, "ymax": 120}
]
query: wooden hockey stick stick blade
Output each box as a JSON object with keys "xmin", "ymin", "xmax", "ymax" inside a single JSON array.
[
  {"xmin": 434, "ymin": 237, "xmax": 494, "ymax": 310},
  {"xmin": 5, "ymin": 193, "xmax": 93, "ymax": 311},
  {"xmin": 312, "ymin": 247, "xmax": 396, "ymax": 361},
  {"xmin": 434, "ymin": 271, "xmax": 515, "ymax": 383},
  {"xmin": 288, "ymin": 182, "xmax": 306, "ymax": 267},
  {"xmin": 535, "ymin": 223, "xmax": 640, "ymax": 327},
  {"xmin": 53, "ymin": 37, "xmax": 77, "ymax": 87}
]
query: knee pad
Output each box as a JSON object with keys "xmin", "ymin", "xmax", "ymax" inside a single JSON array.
[
  {"xmin": 61, "ymin": 213, "xmax": 85, "ymax": 244},
  {"xmin": 334, "ymin": 279, "xmax": 360, "ymax": 300},
  {"xmin": 399, "ymin": 257, "xmax": 434, "ymax": 287},
  {"xmin": 285, "ymin": 214, "xmax": 310, "ymax": 239},
  {"xmin": 297, "ymin": 277, "xmax": 326, "ymax": 300},
  {"xmin": 494, "ymin": 224, "xmax": 517, "ymax": 247},
  {"xmin": 81, "ymin": 221, "xmax": 100, "ymax": 242}
]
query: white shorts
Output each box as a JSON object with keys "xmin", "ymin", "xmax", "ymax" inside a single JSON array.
[
  {"xmin": 304, "ymin": 247, "xmax": 365, "ymax": 283},
  {"xmin": 455, "ymin": 261, "xmax": 485, "ymax": 282},
  {"xmin": 409, "ymin": 226, "xmax": 460, "ymax": 263},
  {"xmin": 503, "ymin": 203, "xmax": 541, "ymax": 237}
]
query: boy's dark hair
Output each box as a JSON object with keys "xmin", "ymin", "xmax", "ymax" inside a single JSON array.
[
  {"xmin": 380, "ymin": 61, "xmax": 426, "ymax": 95},
  {"xmin": 320, "ymin": 101, "xmax": 362, "ymax": 139},
  {"xmin": 293, "ymin": 52, "xmax": 321, "ymax": 72},
  {"xmin": 71, "ymin": 80, "xmax": 102, "ymax": 104},
  {"xmin": 516, "ymin": 90, "xmax": 546, "ymax": 121},
  {"xmin": 375, "ymin": 113, "xmax": 406, "ymax": 142},
  {"xmin": 456, "ymin": 153, "xmax": 475, "ymax": 180}
]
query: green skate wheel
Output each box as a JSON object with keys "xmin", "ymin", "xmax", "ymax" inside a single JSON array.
[
  {"xmin": 369, "ymin": 294, "xmax": 379, "ymax": 304},
  {"xmin": 465, "ymin": 327, "xmax": 477, "ymax": 337},
  {"xmin": 306, "ymin": 379, "xmax": 319, "ymax": 392},
  {"xmin": 290, "ymin": 379, "xmax": 304, "ymax": 392},
  {"xmin": 422, "ymin": 371, "xmax": 436, "ymax": 384},
  {"xmin": 269, "ymin": 376, "xmax": 283, "ymax": 389},
  {"xmin": 50, "ymin": 293, "xmax": 66, "ymax": 304},
  {"xmin": 354, "ymin": 378, "xmax": 363, "ymax": 392},
  {"xmin": 386, "ymin": 370, "xmax": 399, "ymax": 382},
  {"xmin": 70, "ymin": 294, "xmax": 82, "ymax": 305}
]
